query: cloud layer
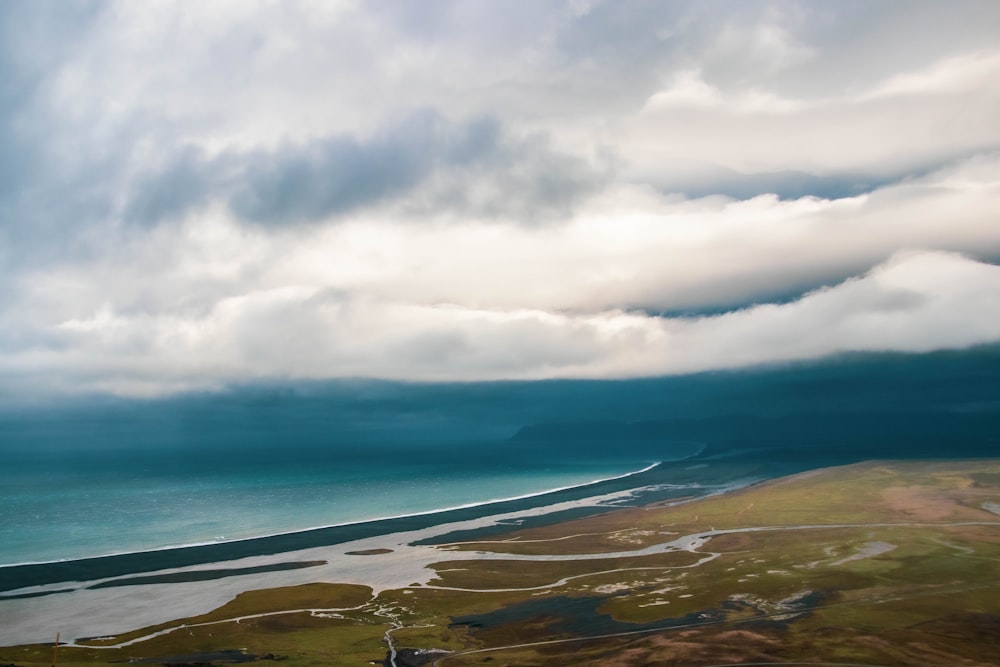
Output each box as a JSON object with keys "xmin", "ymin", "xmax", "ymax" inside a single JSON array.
[
  {"xmin": 1, "ymin": 1, "xmax": 999, "ymax": 397},
  {"xmin": 20, "ymin": 249, "xmax": 1000, "ymax": 395}
]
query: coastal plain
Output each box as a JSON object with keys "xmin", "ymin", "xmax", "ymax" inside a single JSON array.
[{"xmin": 4, "ymin": 460, "xmax": 1000, "ymax": 666}]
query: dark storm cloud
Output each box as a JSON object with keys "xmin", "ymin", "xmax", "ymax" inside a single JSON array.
[
  {"xmin": 126, "ymin": 111, "xmax": 605, "ymax": 227},
  {"xmin": 123, "ymin": 148, "xmax": 221, "ymax": 226},
  {"xmin": 230, "ymin": 111, "xmax": 450, "ymax": 224},
  {"xmin": 407, "ymin": 127, "xmax": 606, "ymax": 224}
]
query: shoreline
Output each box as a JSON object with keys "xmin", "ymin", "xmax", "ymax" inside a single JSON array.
[
  {"xmin": 0, "ymin": 461, "xmax": 730, "ymax": 646},
  {"xmin": 1, "ymin": 460, "xmax": 697, "ymax": 593},
  {"xmin": 4, "ymin": 458, "xmax": 999, "ymax": 662},
  {"xmin": 0, "ymin": 461, "xmax": 663, "ymax": 571},
  {"xmin": 0, "ymin": 446, "xmax": 830, "ymax": 646},
  {"xmin": 0, "ymin": 452, "xmax": 907, "ymax": 647}
]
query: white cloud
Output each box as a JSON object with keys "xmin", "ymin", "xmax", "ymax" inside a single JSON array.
[
  {"xmin": 707, "ymin": 6, "xmax": 815, "ymax": 75},
  {"xmin": 627, "ymin": 50, "xmax": 1000, "ymax": 177},
  {"xmin": 5, "ymin": 250, "xmax": 998, "ymax": 396},
  {"xmin": 4, "ymin": 151, "xmax": 1000, "ymax": 396},
  {"xmin": 3, "ymin": 2, "xmax": 1000, "ymax": 397}
]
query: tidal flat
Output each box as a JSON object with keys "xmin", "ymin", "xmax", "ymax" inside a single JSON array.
[{"xmin": 4, "ymin": 459, "xmax": 1000, "ymax": 666}]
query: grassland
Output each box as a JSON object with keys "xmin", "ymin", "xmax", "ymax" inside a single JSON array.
[{"xmin": 3, "ymin": 459, "xmax": 1000, "ymax": 666}]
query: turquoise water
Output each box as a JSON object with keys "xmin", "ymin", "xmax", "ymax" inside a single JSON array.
[{"xmin": 0, "ymin": 446, "xmax": 649, "ymax": 566}]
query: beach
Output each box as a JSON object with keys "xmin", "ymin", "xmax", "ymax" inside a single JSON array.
[
  {"xmin": 5, "ymin": 427, "xmax": 990, "ymax": 651},
  {"xmin": 0, "ymin": 455, "xmax": 776, "ymax": 646},
  {"xmin": 3, "ymin": 458, "xmax": 999, "ymax": 667}
]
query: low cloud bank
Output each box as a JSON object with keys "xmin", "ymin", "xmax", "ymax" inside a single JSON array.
[{"xmin": 4, "ymin": 250, "xmax": 997, "ymax": 397}]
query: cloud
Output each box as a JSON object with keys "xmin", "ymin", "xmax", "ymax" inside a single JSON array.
[
  {"xmin": 3, "ymin": 150, "xmax": 999, "ymax": 397},
  {"xmin": 124, "ymin": 112, "xmax": 605, "ymax": 226},
  {"xmin": 623, "ymin": 50, "xmax": 1000, "ymax": 188},
  {"xmin": 1, "ymin": 2, "xmax": 999, "ymax": 397},
  {"xmin": 4, "ymin": 250, "xmax": 998, "ymax": 396},
  {"xmin": 230, "ymin": 111, "xmax": 463, "ymax": 224},
  {"xmin": 282, "ymin": 154, "xmax": 999, "ymax": 314},
  {"xmin": 0, "ymin": 2, "xmax": 111, "ymax": 270}
]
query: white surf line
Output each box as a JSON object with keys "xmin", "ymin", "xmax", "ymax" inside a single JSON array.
[
  {"xmin": 0, "ymin": 472, "xmax": 666, "ymax": 617},
  {"xmin": 68, "ymin": 601, "xmax": 376, "ymax": 650},
  {"xmin": 2, "ymin": 463, "xmax": 667, "ymax": 569},
  {"xmin": 2, "ymin": 468, "xmax": 709, "ymax": 648}
]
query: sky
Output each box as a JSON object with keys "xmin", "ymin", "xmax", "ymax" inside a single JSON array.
[{"xmin": 1, "ymin": 0, "xmax": 1000, "ymax": 399}]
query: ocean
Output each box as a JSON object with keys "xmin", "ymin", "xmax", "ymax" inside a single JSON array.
[
  {"xmin": 2, "ymin": 355, "xmax": 999, "ymax": 645},
  {"xmin": 0, "ymin": 442, "xmax": 665, "ymax": 567},
  {"xmin": 0, "ymin": 441, "xmax": 782, "ymax": 646},
  {"xmin": 5, "ymin": 350, "xmax": 998, "ymax": 588}
]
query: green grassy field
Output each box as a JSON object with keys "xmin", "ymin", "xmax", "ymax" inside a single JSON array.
[{"xmin": 4, "ymin": 460, "xmax": 1000, "ymax": 667}]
